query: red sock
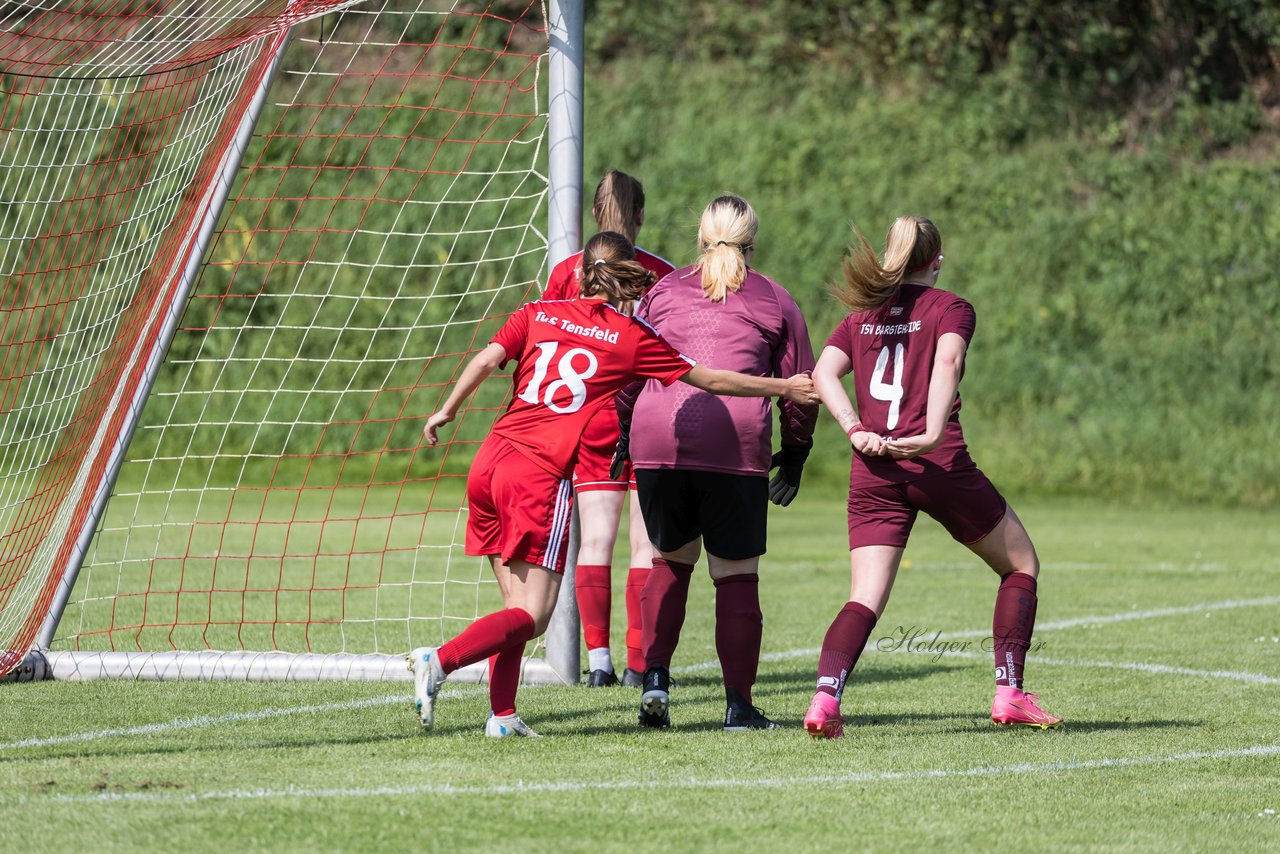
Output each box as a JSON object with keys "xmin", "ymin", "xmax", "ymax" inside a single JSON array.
[
  {"xmin": 714, "ymin": 573, "xmax": 762, "ymax": 703},
  {"xmin": 992, "ymin": 572, "xmax": 1038, "ymax": 689},
  {"xmin": 487, "ymin": 643, "xmax": 524, "ymax": 717},
  {"xmin": 625, "ymin": 565, "xmax": 649, "ymax": 672},
  {"xmin": 815, "ymin": 602, "xmax": 877, "ymax": 700},
  {"xmin": 438, "ymin": 607, "xmax": 536, "ymax": 673},
  {"xmin": 640, "ymin": 558, "xmax": 693, "ymax": 669},
  {"xmin": 574, "ymin": 564, "xmax": 612, "ymax": 651}
]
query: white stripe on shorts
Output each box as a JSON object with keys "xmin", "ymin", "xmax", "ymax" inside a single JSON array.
[{"xmin": 544, "ymin": 478, "xmax": 573, "ymax": 568}]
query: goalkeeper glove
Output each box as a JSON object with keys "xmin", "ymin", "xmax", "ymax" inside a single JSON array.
[
  {"xmin": 609, "ymin": 430, "xmax": 631, "ymax": 481},
  {"xmin": 768, "ymin": 439, "xmax": 812, "ymax": 507}
]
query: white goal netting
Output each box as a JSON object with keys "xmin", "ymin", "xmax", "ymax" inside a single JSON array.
[{"xmin": 0, "ymin": 0, "xmax": 559, "ymax": 680}]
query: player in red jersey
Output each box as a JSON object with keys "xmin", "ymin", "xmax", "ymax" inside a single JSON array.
[
  {"xmin": 802, "ymin": 216, "xmax": 1062, "ymax": 739},
  {"xmin": 543, "ymin": 171, "xmax": 676, "ymax": 688},
  {"xmin": 409, "ymin": 231, "xmax": 818, "ymax": 737}
]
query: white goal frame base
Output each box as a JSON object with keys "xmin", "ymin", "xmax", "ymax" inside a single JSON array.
[{"xmin": 42, "ymin": 651, "xmax": 572, "ymax": 684}]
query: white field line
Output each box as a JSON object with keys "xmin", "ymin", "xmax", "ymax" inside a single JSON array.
[
  {"xmin": 882, "ymin": 648, "xmax": 1280, "ymax": 686},
  {"xmin": 905, "ymin": 560, "xmax": 1232, "ymax": 573},
  {"xmin": 15, "ymin": 743, "xmax": 1280, "ymax": 805},
  {"xmin": 946, "ymin": 595, "xmax": 1280, "ymax": 639},
  {"xmin": 0, "ymin": 687, "xmax": 485, "ymax": 753},
  {"xmin": 674, "ymin": 594, "xmax": 1280, "ymax": 676},
  {"xmin": 4, "ymin": 595, "xmax": 1275, "ymax": 755},
  {"xmin": 771, "ymin": 560, "xmax": 1236, "ymax": 573},
  {"xmin": 678, "ymin": 644, "xmax": 1280, "ymax": 686}
]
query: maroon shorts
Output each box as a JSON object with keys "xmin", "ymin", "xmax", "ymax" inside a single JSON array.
[
  {"xmin": 466, "ymin": 435, "xmax": 574, "ymax": 571},
  {"xmin": 572, "ymin": 405, "xmax": 635, "ymax": 493},
  {"xmin": 846, "ymin": 464, "xmax": 1007, "ymax": 549}
]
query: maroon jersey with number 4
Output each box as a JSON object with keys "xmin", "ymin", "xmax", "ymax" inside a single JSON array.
[
  {"xmin": 825, "ymin": 284, "xmax": 977, "ymax": 484},
  {"xmin": 489, "ymin": 299, "xmax": 694, "ymax": 478}
]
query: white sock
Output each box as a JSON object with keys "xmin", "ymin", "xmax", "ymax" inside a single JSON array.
[{"xmin": 588, "ymin": 647, "xmax": 613, "ymax": 673}]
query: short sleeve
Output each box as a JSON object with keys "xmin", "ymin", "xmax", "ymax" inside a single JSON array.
[
  {"xmin": 937, "ymin": 297, "xmax": 976, "ymax": 344},
  {"xmin": 630, "ymin": 321, "xmax": 694, "ymax": 386},
  {"xmin": 489, "ymin": 305, "xmax": 531, "ymax": 367},
  {"xmin": 543, "ymin": 254, "xmax": 580, "ymax": 301},
  {"xmin": 824, "ymin": 315, "xmax": 856, "ymax": 358}
]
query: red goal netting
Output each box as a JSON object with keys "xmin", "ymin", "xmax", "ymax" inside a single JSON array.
[{"xmin": 0, "ymin": 0, "xmax": 551, "ymax": 679}]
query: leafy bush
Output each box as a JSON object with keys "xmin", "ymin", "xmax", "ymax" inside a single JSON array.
[{"xmin": 580, "ymin": 52, "xmax": 1279, "ymax": 506}]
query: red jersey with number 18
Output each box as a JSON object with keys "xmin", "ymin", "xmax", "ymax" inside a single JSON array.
[
  {"xmin": 825, "ymin": 283, "xmax": 977, "ymax": 485},
  {"xmin": 489, "ymin": 299, "xmax": 694, "ymax": 478}
]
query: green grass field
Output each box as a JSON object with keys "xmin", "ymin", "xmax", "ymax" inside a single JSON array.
[{"xmin": 2, "ymin": 493, "xmax": 1278, "ymax": 851}]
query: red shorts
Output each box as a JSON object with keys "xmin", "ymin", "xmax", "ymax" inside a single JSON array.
[
  {"xmin": 466, "ymin": 435, "xmax": 574, "ymax": 572},
  {"xmin": 846, "ymin": 464, "xmax": 1007, "ymax": 549},
  {"xmin": 572, "ymin": 405, "xmax": 635, "ymax": 493}
]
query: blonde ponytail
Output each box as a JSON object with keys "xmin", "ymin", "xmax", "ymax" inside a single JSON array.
[
  {"xmin": 694, "ymin": 194, "xmax": 757, "ymax": 303},
  {"xmin": 832, "ymin": 216, "xmax": 941, "ymax": 312}
]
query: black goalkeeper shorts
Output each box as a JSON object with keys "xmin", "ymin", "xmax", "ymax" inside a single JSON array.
[{"xmin": 633, "ymin": 469, "xmax": 768, "ymax": 560}]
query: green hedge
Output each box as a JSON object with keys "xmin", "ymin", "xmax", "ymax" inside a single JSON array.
[
  {"xmin": 116, "ymin": 4, "xmax": 1277, "ymax": 507},
  {"xmin": 580, "ymin": 54, "xmax": 1279, "ymax": 506}
]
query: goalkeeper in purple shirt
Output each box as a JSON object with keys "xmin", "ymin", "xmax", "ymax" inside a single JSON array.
[{"xmin": 616, "ymin": 194, "xmax": 818, "ymax": 730}]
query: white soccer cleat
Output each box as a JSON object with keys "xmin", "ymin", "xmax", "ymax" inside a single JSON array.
[
  {"xmin": 485, "ymin": 712, "xmax": 542, "ymax": 738},
  {"xmin": 407, "ymin": 646, "xmax": 445, "ymax": 730}
]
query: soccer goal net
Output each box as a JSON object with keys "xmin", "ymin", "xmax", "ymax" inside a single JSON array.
[{"xmin": 0, "ymin": 0, "xmax": 583, "ymax": 683}]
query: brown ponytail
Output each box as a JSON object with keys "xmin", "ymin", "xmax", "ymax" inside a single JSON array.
[
  {"xmin": 592, "ymin": 170, "xmax": 645, "ymax": 244},
  {"xmin": 832, "ymin": 216, "xmax": 942, "ymax": 312},
  {"xmin": 579, "ymin": 231, "xmax": 656, "ymax": 312}
]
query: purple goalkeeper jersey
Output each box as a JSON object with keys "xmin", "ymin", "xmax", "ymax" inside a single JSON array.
[
  {"xmin": 628, "ymin": 265, "xmax": 818, "ymax": 476},
  {"xmin": 825, "ymin": 283, "xmax": 977, "ymax": 485}
]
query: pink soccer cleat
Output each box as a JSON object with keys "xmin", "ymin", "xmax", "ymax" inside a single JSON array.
[
  {"xmin": 991, "ymin": 685, "xmax": 1063, "ymax": 729},
  {"xmin": 803, "ymin": 692, "xmax": 844, "ymax": 740}
]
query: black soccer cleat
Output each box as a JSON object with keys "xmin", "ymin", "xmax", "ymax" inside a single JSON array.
[
  {"xmin": 585, "ymin": 668, "xmax": 619, "ymax": 688},
  {"xmin": 638, "ymin": 666, "xmax": 671, "ymax": 728},
  {"xmin": 723, "ymin": 686, "xmax": 781, "ymax": 731},
  {"xmin": 620, "ymin": 667, "xmax": 644, "ymax": 688}
]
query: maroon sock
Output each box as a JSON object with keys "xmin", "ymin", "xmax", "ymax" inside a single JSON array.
[
  {"xmin": 714, "ymin": 573, "xmax": 762, "ymax": 703},
  {"xmin": 438, "ymin": 607, "xmax": 536, "ymax": 674},
  {"xmin": 640, "ymin": 558, "xmax": 693, "ymax": 669},
  {"xmin": 992, "ymin": 571, "xmax": 1038, "ymax": 689},
  {"xmin": 574, "ymin": 564, "xmax": 612, "ymax": 651},
  {"xmin": 488, "ymin": 643, "xmax": 524, "ymax": 717},
  {"xmin": 815, "ymin": 601, "xmax": 877, "ymax": 700},
  {"xmin": 625, "ymin": 565, "xmax": 649, "ymax": 672}
]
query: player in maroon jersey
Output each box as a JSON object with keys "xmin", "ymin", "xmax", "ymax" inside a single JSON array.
[
  {"xmin": 802, "ymin": 216, "xmax": 1062, "ymax": 739},
  {"xmin": 410, "ymin": 231, "xmax": 818, "ymax": 737},
  {"xmin": 621, "ymin": 194, "xmax": 819, "ymax": 731},
  {"xmin": 543, "ymin": 171, "xmax": 676, "ymax": 688}
]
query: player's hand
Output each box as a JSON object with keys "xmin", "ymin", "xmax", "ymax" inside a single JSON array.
[
  {"xmin": 782, "ymin": 374, "xmax": 819, "ymax": 405},
  {"xmin": 851, "ymin": 430, "xmax": 887, "ymax": 456},
  {"xmin": 423, "ymin": 411, "xmax": 453, "ymax": 446},
  {"xmin": 884, "ymin": 434, "xmax": 939, "ymax": 459},
  {"xmin": 608, "ymin": 431, "xmax": 631, "ymax": 481},
  {"xmin": 768, "ymin": 439, "xmax": 812, "ymax": 507}
]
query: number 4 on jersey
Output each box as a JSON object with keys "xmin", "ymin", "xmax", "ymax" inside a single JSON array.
[
  {"xmin": 517, "ymin": 341, "xmax": 599, "ymax": 414},
  {"xmin": 869, "ymin": 343, "xmax": 904, "ymax": 430}
]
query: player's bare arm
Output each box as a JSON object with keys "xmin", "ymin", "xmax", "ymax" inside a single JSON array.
[
  {"xmin": 682, "ymin": 364, "xmax": 818, "ymax": 404},
  {"xmin": 423, "ymin": 342, "xmax": 508, "ymax": 445},
  {"xmin": 814, "ymin": 345, "xmax": 885, "ymax": 456},
  {"xmin": 885, "ymin": 332, "xmax": 967, "ymax": 460}
]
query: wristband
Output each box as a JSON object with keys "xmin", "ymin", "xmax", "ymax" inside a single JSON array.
[{"xmin": 845, "ymin": 422, "xmax": 865, "ymax": 439}]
